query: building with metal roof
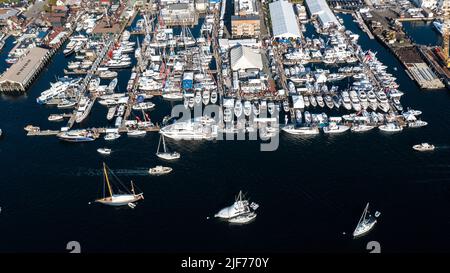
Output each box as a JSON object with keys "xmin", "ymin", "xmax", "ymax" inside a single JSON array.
[
  {"xmin": 230, "ymin": 45, "xmax": 263, "ymax": 71},
  {"xmin": 305, "ymin": 0, "xmax": 340, "ymax": 29},
  {"xmin": 269, "ymin": 0, "xmax": 301, "ymax": 40},
  {"xmin": 0, "ymin": 47, "xmax": 50, "ymax": 92}
]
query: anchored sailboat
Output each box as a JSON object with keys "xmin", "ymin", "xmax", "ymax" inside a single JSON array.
[
  {"xmin": 95, "ymin": 163, "xmax": 144, "ymax": 206},
  {"xmin": 353, "ymin": 202, "xmax": 377, "ymax": 238},
  {"xmin": 156, "ymin": 134, "xmax": 180, "ymax": 160}
]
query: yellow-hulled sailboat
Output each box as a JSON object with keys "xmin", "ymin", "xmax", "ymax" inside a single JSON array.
[{"xmin": 95, "ymin": 163, "xmax": 144, "ymax": 206}]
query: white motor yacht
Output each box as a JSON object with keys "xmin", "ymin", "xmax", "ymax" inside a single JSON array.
[
  {"xmin": 104, "ymin": 132, "xmax": 121, "ymax": 141},
  {"xmin": 412, "ymin": 143, "xmax": 435, "ymax": 151},
  {"xmin": 97, "ymin": 148, "xmax": 112, "ymax": 155},
  {"xmin": 323, "ymin": 122, "xmax": 350, "ymax": 134},
  {"xmin": 148, "ymin": 165, "xmax": 173, "ymax": 175},
  {"xmin": 379, "ymin": 123, "xmax": 403, "ymax": 132},
  {"xmin": 282, "ymin": 125, "xmax": 320, "ymax": 135}
]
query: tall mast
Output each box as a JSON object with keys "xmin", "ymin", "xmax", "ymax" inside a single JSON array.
[
  {"xmin": 157, "ymin": 134, "xmax": 162, "ymax": 153},
  {"xmin": 131, "ymin": 180, "xmax": 135, "ymax": 195},
  {"xmin": 162, "ymin": 135, "xmax": 167, "ymax": 152},
  {"xmin": 103, "ymin": 163, "xmax": 113, "ymax": 198}
]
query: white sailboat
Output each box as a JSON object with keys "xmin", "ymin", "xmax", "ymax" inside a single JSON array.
[
  {"xmin": 156, "ymin": 134, "xmax": 180, "ymax": 160},
  {"xmin": 95, "ymin": 163, "xmax": 144, "ymax": 207},
  {"xmin": 353, "ymin": 202, "xmax": 377, "ymax": 238}
]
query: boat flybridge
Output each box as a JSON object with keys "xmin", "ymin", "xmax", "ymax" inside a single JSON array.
[
  {"xmin": 353, "ymin": 202, "xmax": 377, "ymax": 238},
  {"xmin": 95, "ymin": 163, "xmax": 144, "ymax": 207},
  {"xmin": 214, "ymin": 191, "xmax": 259, "ymax": 224},
  {"xmin": 156, "ymin": 134, "xmax": 180, "ymax": 160}
]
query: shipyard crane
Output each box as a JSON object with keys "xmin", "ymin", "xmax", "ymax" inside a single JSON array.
[{"xmin": 442, "ymin": 0, "xmax": 450, "ymax": 67}]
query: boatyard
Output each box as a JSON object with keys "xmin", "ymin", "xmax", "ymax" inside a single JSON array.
[{"xmin": 1, "ymin": 0, "xmax": 450, "ymax": 255}]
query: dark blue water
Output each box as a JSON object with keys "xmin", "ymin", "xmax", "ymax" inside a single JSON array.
[
  {"xmin": 402, "ymin": 21, "xmax": 442, "ymax": 46},
  {"xmin": 0, "ymin": 14, "xmax": 449, "ymax": 253}
]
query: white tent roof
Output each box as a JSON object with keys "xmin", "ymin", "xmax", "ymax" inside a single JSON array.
[
  {"xmin": 269, "ymin": 0, "xmax": 302, "ymax": 39},
  {"xmin": 305, "ymin": 0, "xmax": 340, "ymax": 28},
  {"xmin": 230, "ymin": 45, "xmax": 263, "ymax": 71}
]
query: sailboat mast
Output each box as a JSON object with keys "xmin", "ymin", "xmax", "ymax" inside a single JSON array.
[
  {"xmin": 157, "ymin": 134, "xmax": 162, "ymax": 153},
  {"xmin": 103, "ymin": 163, "xmax": 114, "ymax": 198},
  {"xmin": 162, "ymin": 135, "xmax": 167, "ymax": 152},
  {"xmin": 131, "ymin": 180, "xmax": 135, "ymax": 195}
]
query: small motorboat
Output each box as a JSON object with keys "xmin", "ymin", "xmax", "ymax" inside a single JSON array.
[
  {"xmin": 127, "ymin": 130, "xmax": 147, "ymax": 137},
  {"xmin": 48, "ymin": 114, "xmax": 64, "ymax": 122},
  {"xmin": 412, "ymin": 143, "xmax": 435, "ymax": 152},
  {"xmin": 148, "ymin": 165, "xmax": 173, "ymax": 175},
  {"xmin": 132, "ymin": 102, "xmax": 155, "ymax": 111},
  {"xmin": 97, "ymin": 148, "xmax": 112, "ymax": 155},
  {"xmin": 104, "ymin": 132, "xmax": 121, "ymax": 141}
]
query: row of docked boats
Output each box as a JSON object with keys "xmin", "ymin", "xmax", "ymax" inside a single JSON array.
[{"xmin": 183, "ymin": 90, "xmax": 218, "ymax": 108}]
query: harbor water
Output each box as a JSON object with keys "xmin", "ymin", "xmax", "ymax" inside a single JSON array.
[{"xmin": 0, "ymin": 14, "xmax": 449, "ymax": 252}]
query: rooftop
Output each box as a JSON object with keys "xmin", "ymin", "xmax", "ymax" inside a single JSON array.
[{"xmin": 0, "ymin": 47, "xmax": 49, "ymax": 87}]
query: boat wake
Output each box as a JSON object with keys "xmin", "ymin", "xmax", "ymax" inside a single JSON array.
[{"xmin": 72, "ymin": 168, "xmax": 151, "ymax": 177}]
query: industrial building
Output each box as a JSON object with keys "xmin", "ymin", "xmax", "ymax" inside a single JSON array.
[
  {"xmin": 305, "ymin": 0, "xmax": 340, "ymax": 29},
  {"xmin": 269, "ymin": 0, "xmax": 301, "ymax": 40}
]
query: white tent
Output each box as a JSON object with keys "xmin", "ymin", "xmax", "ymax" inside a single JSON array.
[
  {"xmin": 230, "ymin": 45, "xmax": 263, "ymax": 71},
  {"xmin": 269, "ymin": 0, "xmax": 302, "ymax": 40}
]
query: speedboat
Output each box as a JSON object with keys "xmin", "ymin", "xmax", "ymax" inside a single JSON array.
[
  {"xmin": 148, "ymin": 165, "xmax": 173, "ymax": 175},
  {"xmin": 323, "ymin": 122, "xmax": 350, "ymax": 134},
  {"xmin": 243, "ymin": 101, "xmax": 252, "ymax": 117},
  {"xmin": 57, "ymin": 100, "xmax": 77, "ymax": 109},
  {"xmin": 412, "ymin": 143, "xmax": 435, "ymax": 151},
  {"xmin": 324, "ymin": 95, "xmax": 334, "ymax": 109},
  {"xmin": 303, "ymin": 96, "xmax": 310, "ymax": 107},
  {"xmin": 234, "ymin": 100, "xmax": 243, "ymax": 117},
  {"xmin": 132, "ymin": 102, "xmax": 155, "ymax": 111},
  {"xmin": 127, "ymin": 129, "xmax": 147, "ymax": 137},
  {"xmin": 223, "ymin": 108, "xmax": 233, "ymax": 123},
  {"xmin": 351, "ymin": 124, "xmax": 375, "ymax": 132},
  {"xmin": 379, "ymin": 123, "xmax": 403, "ymax": 132},
  {"xmin": 97, "ymin": 148, "xmax": 112, "ymax": 155},
  {"xmin": 282, "ymin": 125, "xmax": 320, "ymax": 135},
  {"xmin": 57, "ymin": 130, "xmax": 96, "ymax": 142},
  {"xmin": 283, "ymin": 100, "xmax": 290, "ymax": 112},
  {"xmin": 309, "ymin": 95, "xmax": 317, "ymax": 107},
  {"xmin": 104, "ymin": 132, "xmax": 121, "ymax": 141},
  {"xmin": 48, "ymin": 114, "xmax": 64, "ymax": 122},
  {"xmin": 194, "ymin": 92, "xmax": 202, "ymax": 104},
  {"xmin": 408, "ymin": 120, "xmax": 428, "ymax": 128},
  {"xmin": 202, "ymin": 90, "xmax": 210, "ymax": 105},
  {"xmin": 316, "ymin": 95, "xmax": 325, "ymax": 108},
  {"xmin": 210, "ymin": 91, "xmax": 218, "ymax": 104}
]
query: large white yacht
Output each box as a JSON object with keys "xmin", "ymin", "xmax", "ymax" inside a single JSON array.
[{"xmin": 160, "ymin": 117, "xmax": 218, "ymax": 140}]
